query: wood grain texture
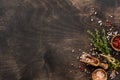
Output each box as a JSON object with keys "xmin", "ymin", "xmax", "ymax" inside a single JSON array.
[{"xmin": 0, "ymin": 0, "xmax": 120, "ymax": 80}]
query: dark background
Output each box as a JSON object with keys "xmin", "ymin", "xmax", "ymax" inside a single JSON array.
[{"xmin": 0, "ymin": 0, "xmax": 120, "ymax": 80}]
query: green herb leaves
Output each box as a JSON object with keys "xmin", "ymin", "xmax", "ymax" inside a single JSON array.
[{"xmin": 87, "ymin": 29, "xmax": 110, "ymax": 54}]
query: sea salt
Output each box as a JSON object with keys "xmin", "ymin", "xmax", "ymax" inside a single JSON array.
[
  {"xmin": 72, "ymin": 49, "xmax": 75, "ymax": 53},
  {"xmin": 113, "ymin": 31, "xmax": 118, "ymax": 35},
  {"xmin": 91, "ymin": 19, "xmax": 94, "ymax": 21},
  {"xmin": 96, "ymin": 71, "xmax": 104, "ymax": 79},
  {"xmin": 110, "ymin": 70, "xmax": 116, "ymax": 79},
  {"xmin": 94, "ymin": 12, "xmax": 97, "ymax": 15},
  {"xmin": 98, "ymin": 20, "xmax": 102, "ymax": 23}
]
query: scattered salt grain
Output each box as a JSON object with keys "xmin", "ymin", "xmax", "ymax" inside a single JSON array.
[
  {"xmin": 95, "ymin": 52, "xmax": 98, "ymax": 54},
  {"xmin": 107, "ymin": 36, "xmax": 110, "ymax": 40},
  {"xmin": 76, "ymin": 56, "xmax": 79, "ymax": 60},
  {"xmin": 110, "ymin": 70, "xmax": 116, "ymax": 79},
  {"xmin": 90, "ymin": 49, "xmax": 93, "ymax": 51},
  {"xmin": 92, "ymin": 8, "xmax": 94, "ymax": 10},
  {"xmin": 72, "ymin": 49, "xmax": 75, "ymax": 53},
  {"xmin": 92, "ymin": 52, "xmax": 95, "ymax": 55},
  {"xmin": 98, "ymin": 20, "xmax": 102, "ymax": 23},
  {"xmin": 82, "ymin": 52, "xmax": 86, "ymax": 54},
  {"xmin": 100, "ymin": 23, "xmax": 103, "ymax": 26},
  {"xmin": 84, "ymin": 69, "xmax": 87, "ymax": 72},
  {"xmin": 69, "ymin": 70, "xmax": 73, "ymax": 73},
  {"xmin": 71, "ymin": 63, "xmax": 74, "ymax": 66},
  {"xmin": 116, "ymin": 71, "xmax": 119, "ymax": 74},
  {"xmin": 107, "ymin": 32, "xmax": 113, "ymax": 36},
  {"xmin": 94, "ymin": 12, "xmax": 97, "ymax": 15},
  {"xmin": 90, "ymin": 43, "xmax": 93, "ymax": 46},
  {"xmin": 109, "ymin": 28, "xmax": 112, "ymax": 31},
  {"xmin": 113, "ymin": 31, "xmax": 118, "ymax": 35},
  {"xmin": 78, "ymin": 49, "xmax": 81, "ymax": 51},
  {"xmin": 110, "ymin": 15, "xmax": 113, "ymax": 18},
  {"xmin": 91, "ymin": 19, "xmax": 94, "ymax": 21}
]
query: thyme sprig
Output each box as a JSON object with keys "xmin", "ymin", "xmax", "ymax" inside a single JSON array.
[{"xmin": 87, "ymin": 29, "xmax": 110, "ymax": 54}]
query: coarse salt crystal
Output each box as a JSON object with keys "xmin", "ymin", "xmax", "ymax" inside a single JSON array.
[
  {"xmin": 72, "ymin": 49, "xmax": 75, "ymax": 52},
  {"xmin": 113, "ymin": 31, "xmax": 118, "ymax": 35},
  {"xmin": 95, "ymin": 12, "xmax": 97, "ymax": 14},
  {"xmin": 96, "ymin": 71, "xmax": 104, "ymax": 79},
  {"xmin": 91, "ymin": 19, "xmax": 94, "ymax": 21},
  {"xmin": 98, "ymin": 20, "xmax": 102, "ymax": 23}
]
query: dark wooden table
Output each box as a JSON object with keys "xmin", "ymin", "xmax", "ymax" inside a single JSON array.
[{"xmin": 0, "ymin": 0, "xmax": 120, "ymax": 80}]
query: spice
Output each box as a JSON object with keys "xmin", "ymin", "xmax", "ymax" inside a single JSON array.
[
  {"xmin": 92, "ymin": 69, "xmax": 107, "ymax": 80},
  {"xmin": 112, "ymin": 36, "xmax": 120, "ymax": 49},
  {"xmin": 110, "ymin": 70, "xmax": 116, "ymax": 79},
  {"xmin": 111, "ymin": 35, "xmax": 120, "ymax": 52},
  {"xmin": 105, "ymin": 20, "xmax": 112, "ymax": 27}
]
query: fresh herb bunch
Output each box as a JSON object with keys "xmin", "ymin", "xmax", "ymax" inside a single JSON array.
[
  {"xmin": 87, "ymin": 29, "xmax": 120, "ymax": 70},
  {"xmin": 87, "ymin": 29, "xmax": 110, "ymax": 54}
]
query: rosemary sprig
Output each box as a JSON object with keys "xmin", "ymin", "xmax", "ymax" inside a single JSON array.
[{"xmin": 87, "ymin": 29, "xmax": 110, "ymax": 54}]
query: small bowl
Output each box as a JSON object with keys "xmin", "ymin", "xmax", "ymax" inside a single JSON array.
[
  {"xmin": 92, "ymin": 68, "xmax": 107, "ymax": 80},
  {"xmin": 110, "ymin": 34, "xmax": 120, "ymax": 52}
]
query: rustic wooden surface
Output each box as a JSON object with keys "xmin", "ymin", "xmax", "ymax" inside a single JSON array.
[{"xmin": 0, "ymin": 0, "xmax": 120, "ymax": 80}]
